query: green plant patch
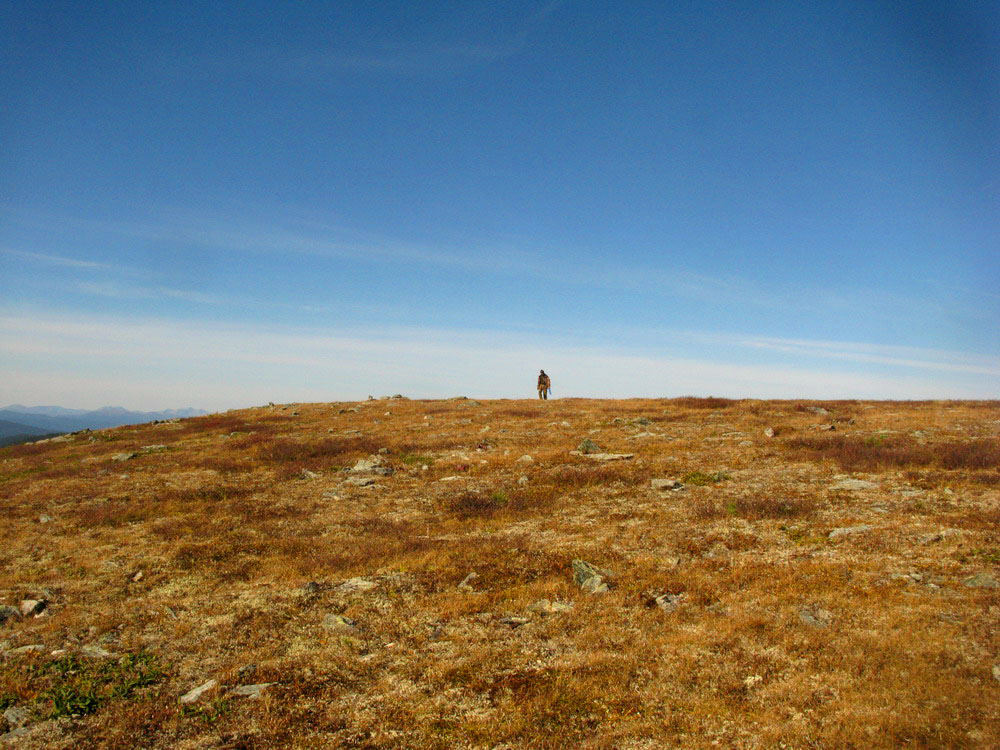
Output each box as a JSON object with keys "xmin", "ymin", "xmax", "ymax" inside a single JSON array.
[
  {"xmin": 6, "ymin": 651, "xmax": 166, "ymax": 719},
  {"xmin": 400, "ymin": 453, "xmax": 435, "ymax": 466}
]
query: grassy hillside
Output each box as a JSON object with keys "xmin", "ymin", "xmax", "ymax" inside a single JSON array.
[{"xmin": 1, "ymin": 398, "xmax": 998, "ymax": 748}]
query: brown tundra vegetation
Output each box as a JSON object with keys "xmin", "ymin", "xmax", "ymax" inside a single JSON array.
[{"xmin": 1, "ymin": 397, "xmax": 998, "ymax": 748}]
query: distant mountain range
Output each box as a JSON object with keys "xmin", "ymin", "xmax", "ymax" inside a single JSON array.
[{"xmin": 0, "ymin": 405, "xmax": 210, "ymax": 442}]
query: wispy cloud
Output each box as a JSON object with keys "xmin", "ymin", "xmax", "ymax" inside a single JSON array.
[
  {"xmin": 74, "ymin": 281, "xmax": 223, "ymax": 306},
  {"xmin": 0, "ymin": 247, "xmax": 115, "ymax": 271},
  {"xmin": 0, "ymin": 312, "xmax": 995, "ymax": 410},
  {"xmin": 283, "ymin": 1, "xmax": 562, "ymax": 75}
]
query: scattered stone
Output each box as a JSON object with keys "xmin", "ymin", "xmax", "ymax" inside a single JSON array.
[
  {"xmin": 516, "ymin": 455, "xmax": 534, "ymax": 464},
  {"xmin": 799, "ymin": 607, "xmax": 832, "ymax": 628},
  {"xmin": 0, "ymin": 606, "xmax": 20, "ymax": 625},
  {"xmin": 577, "ymin": 439, "xmax": 601, "ymax": 454},
  {"xmin": 2, "ymin": 706, "xmax": 30, "ymax": 728},
  {"xmin": 828, "ymin": 525, "xmax": 873, "ymax": 540},
  {"xmin": 323, "ymin": 614, "xmax": 357, "ymax": 632},
  {"xmin": 439, "ymin": 476, "xmax": 460, "ymax": 482},
  {"xmin": 373, "ymin": 466, "xmax": 395, "ymax": 477},
  {"xmin": 339, "ymin": 577, "xmax": 377, "ymax": 593},
  {"xmin": 80, "ymin": 644, "xmax": 115, "ymax": 659},
  {"xmin": 351, "ymin": 457, "xmax": 382, "ymax": 473},
  {"xmin": 993, "ymin": 665, "xmax": 1000, "ymax": 684},
  {"xmin": 38, "ymin": 515, "xmax": 52, "ymax": 524},
  {"xmin": 829, "ymin": 479, "xmax": 878, "ymax": 491},
  {"xmin": 527, "ymin": 599, "xmax": 574, "ymax": 615},
  {"xmin": 517, "ymin": 475, "xmax": 529, "ymax": 485},
  {"xmin": 738, "ymin": 440, "xmax": 753, "ymax": 447},
  {"xmin": 652, "ymin": 593, "xmax": 684, "ymax": 613},
  {"xmin": 458, "ymin": 572, "xmax": 479, "ymax": 592},
  {"xmin": 18, "ymin": 600, "xmax": 45, "ymax": 617},
  {"xmin": 112, "ymin": 452, "xmax": 138, "ymax": 462},
  {"xmin": 179, "ymin": 679, "xmax": 218, "ymax": 704},
  {"xmin": 583, "ymin": 453, "xmax": 634, "ymax": 462},
  {"xmin": 131, "ymin": 570, "xmax": 144, "ymax": 583},
  {"xmin": 299, "ymin": 469, "xmax": 320, "ymax": 480},
  {"xmin": 377, "ymin": 447, "xmax": 391, "ymax": 455},
  {"xmin": 6, "ymin": 645, "xmax": 44, "ymax": 657},
  {"xmin": 963, "ymin": 573, "xmax": 999, "ymax": 589},
  {"xmin": 763, "ymin": 427, "xmax": 776, "ymax": 438},
  {"xmin": 141, "ymin": 444, "xmax": 168, "ymax": 452},
  {"xmin": 498, "ymin": 616, "xmax": 530, "ymax": 628},
  {"xmin": 651, "ymin": 479, "xmax": 684, "ymax": 491},
  {"xmin": 346, "ymin": 477, "xmax": 376, "ymax": 487},
  {"xmin": 572, "ymin": 559, "xmax": 613, "ymax": 594},
  {"xmin": 804, "ymin": 406, "xmax": 830, "ymax": 415},
  {"xmin": 302, "ymin": 581, "xmax": 323, "ymax": 595},
  {"xmin": 817, "ymin": 424, "xmax": 836, "ymax": 431},
  {"xmin": 229, "ymin": 683, "xmax": 274, "ymax": 699}
]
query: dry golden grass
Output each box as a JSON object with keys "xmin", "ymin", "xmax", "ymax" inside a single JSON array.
[{"xmin": 1, "ymin": 397, "xmax": 999, "ymax": 748}]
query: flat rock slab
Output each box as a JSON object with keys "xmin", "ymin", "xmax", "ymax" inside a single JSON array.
[
  {"xmin": 651, "ymin": 479, "xmax": 684, "ymax": 491},
  {"xmin": 229, "ymin": 683, "xmax": 274, "ymax": 699},
  {"xmin": 829, "ymin": 479, "xmax": 878, "ymax": 491},
  {"xmin": 179, "ymin": 679, "xmax": 218, "ymax": 704},
  {"xmin": 583, "ymin": 453, "xmax": 634, "ymax": 462},
  {"xmin": 338, "ymin": 577, "xmax": 377, "ymax": 593},
  {"xmin": 828, "ymin": 525, "xmax": 874, "ymax": 540},
  {"xmin": 964, "ymin": 573, "xmax": 999, "ymax": 589},
  {"xmin": 323, "ymin": 614, "xmax": 357, "ymax": 632}
]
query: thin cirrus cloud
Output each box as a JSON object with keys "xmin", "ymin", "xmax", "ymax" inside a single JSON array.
[
  {"xmin": 0, "ymin": 246, "xmax": 116, "ymax": 271},
  {"xmin": 0, "ymin": 312, "xmax": 995, "ymax": 410}
]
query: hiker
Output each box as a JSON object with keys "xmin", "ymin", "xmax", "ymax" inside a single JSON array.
[{"xmin": 537, "ymin": 370, "xmax": 551, "ymax": 400}]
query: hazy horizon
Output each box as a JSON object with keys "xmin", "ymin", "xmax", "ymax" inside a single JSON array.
[{"xmin": 2, "ymin": 2, "xmax": 997, "ymax": 407}]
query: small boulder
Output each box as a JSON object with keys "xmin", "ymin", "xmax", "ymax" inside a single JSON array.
[
  {"xmin": 6, "ymin": 645, "xmax": 44, "ymax": 657},
  {"xmin": 18, "ymin": 600, "xmax": 46, "ymax": 617},
  {"xmin": 346, "ymin": 477, "xmax": 376, "ymax": 487},
  {"xmin": 0, "ymin": 606, "xmax": 20, "ymax": 625},
  {"xmin": 498, "ymin": 616, "xmax": 530, "ymax": 628},
  {"xmin": 527, "ymin": 599, "xmax": 574, "ymax": 615},
  {"xmin": 517, "ymin": 475, "xmax": 529, "ymax": 486},
  {"xmin": 112, "ymin": 452, "xmax": 138, "ymax": 462},
  {"xmin": 572, "ymin": 559, "xmax": 613, "ymax": 594},
  {"xmin": 963, "ymin": 573, "xmax": 999, "ymax": 589},
  {"xmin": 229, "ymin": 683, "xmax": 274, "ymax": 699},
  {"xmin": 799, "ymin": 606, "xmax": 832, "ymax": 628},
  {"xmin": 299, "ymin": 469, "xmax": 320, "ymax": 480},
  {"xmin": 2, "ymin": 706, "xmax": 30, "ymax": 728},
  {"xmin": 516, "ymin": 455, "xmax": 534, "ymax": 464},
  {"xmin": 323, "ymin": 614, "xmax": 357, "ymax": 632},
  {"xmin": 763, "ymin": 427, "xmax": 775, "ymax": 438},
  {"xmin": 651, "ymin": 479, "xmax": 683, "ymax": 491},
  {"xmin": 179, "ymin": 679, "xmax": 218, "ymax": 704},
  {"xmin": 339, "ymin": 577, "xmax": 377, "ymax": 593}
]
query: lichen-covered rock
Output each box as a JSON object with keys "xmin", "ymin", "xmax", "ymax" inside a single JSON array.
[{"xmin": 572, "ymin": 559, "xmax": 613, "ymax": 594}]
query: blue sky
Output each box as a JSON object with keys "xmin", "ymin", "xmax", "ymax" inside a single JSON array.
[{"xmin": 1, "ymin": 1, "xmax": 997, "ymax": 409}]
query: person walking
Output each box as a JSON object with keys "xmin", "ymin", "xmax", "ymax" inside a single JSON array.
[{"xmin": 537, "ymin": 370, "xmax": 551, "ymax": 400}]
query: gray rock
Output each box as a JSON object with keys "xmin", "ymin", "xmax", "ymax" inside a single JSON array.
[
  {"xmin": 6, "ymin": 645, "xmax": 44, "ymax": 657},
  {"xmin": 38, "ymin": 515, "xmax": 52, "ymax": 524},
  {"xmin": 582, "ymin": 453, "xmax": 634, "ymax": 462},
  {"xmin": 2, "ymin": 706, "xmax": 30, "ymax": 728},
  {"xmin": 517, "ymin": 475, "xmax": 529, "ymax": 485},
  {"xmin": 993, "ymin": 665, "xmax": 1000, "ymax": 684},
  {"xmin": 804, "ymin": 406, "xmax": 830, "ymax": 415},
  {"xmin": 763, "ymin": 427, "xmax": 776, "ymax": 438},
  {"xmin": 516, "ymin": 455, "xmax": 534, "ymax": 464},
  {"xmin": 80, "ymin": 644, "xmax": 115, "ymax": 658},
  {"xmin": 829, "ymin": 479, "xmax": 877, "ymax": 491},
  {"xmin": 18, "ymin": 600, "xmax": 45, "ymax": 617},
  {"xmin": 963, "ymin": 573, "xmax": 999, "ymax": 589},
  {"xmin": 651, "ymin": 479, "xmax": 684, "ymax": 491},
  {"xmin": 229, "ymin": 683, "xmax": 274, "ymax": 699},
  {"xmin": 346, "ymin": 477, "xmax": 376, "ymax": 487},
  {"xmin": 828, "ymin": 525, "xmax": 873, "ymax": 540},
  {"xmin": 179, "ymin": 679, "xmax": 218, "ymax": 704},
  {"xmin": 0, "ymin": 606, "xmax": 20, "ymax": 625},
  {"xmin": 526, "ymin": 599, "xmax": 574, "ymax": 615},
  {"xmin": 653, "ymin": 593, "xmax": 684, "ymax": 613},
  {"xmin": 372, "ymin": 466, "xmax": 395, "ymax": 477},
  {"xmin": 498, "ymin": 616, "xmax": 530, "ymax": 628},
  {"xmin": 577, "ymin": 439, "xmax": 601, "ymax": 454},
  {"xmin": 799, "ymin": 607, "xmax": 832, "ymax": 628},
  {"xmin": 572, "ymin": 559, "xmax": 613, "ymax": 594},
  {"xmin": 351, "ymin": 457, "xmax": 382, "ymax": 473},
  {"xmin": 323, "ymin": 614, "xmax": 357, "ymax": 632},
  {"xmin": 299, "ymin": 469, "xmax": 320, "ymax": 480},
  {"xmin": 0, "ymin": 726, "xmax": 32, "ymax": 742},
  {"xmin": 338, "ymin": 577, "xmax": 377, "ymax": 593},
  {"xmin": 112, "ymin": 452, "xmax": 138, "ymax": 462}
]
